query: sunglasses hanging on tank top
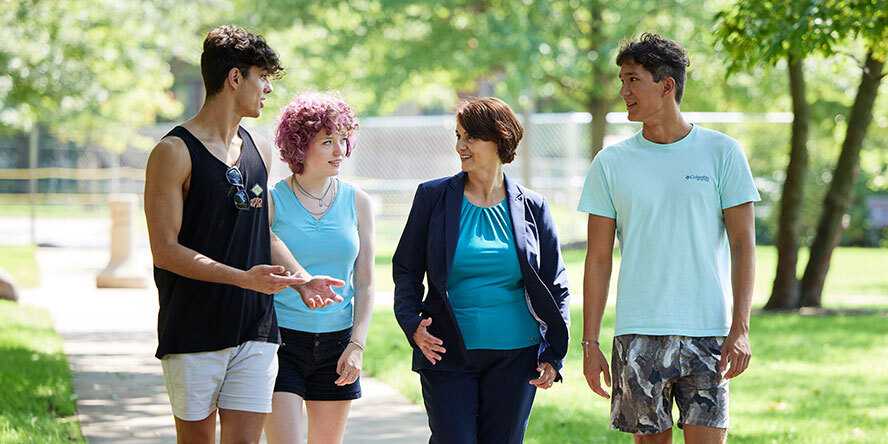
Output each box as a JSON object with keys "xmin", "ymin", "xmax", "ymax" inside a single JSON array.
[{"xmin": 226, "ymin": 166, "xmax": 250, "ymax": 211}]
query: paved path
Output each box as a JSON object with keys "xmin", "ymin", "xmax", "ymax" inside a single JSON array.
[{"xmin": 20, "ymin": 247, "xmax": 430, "ymax": 443}]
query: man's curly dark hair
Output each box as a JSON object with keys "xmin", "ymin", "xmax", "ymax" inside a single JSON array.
[
  {"xmin": 616, "ymin": 33, "xmax": 690, "ymax": 104},
  {"xmin": 200, "ymin": 25, "xmax": 284, "ymax": 97}
]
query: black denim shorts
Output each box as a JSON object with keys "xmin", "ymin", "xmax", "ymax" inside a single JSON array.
[{"xmin": 274, "ymin": 327, "xmax": 361, "ymax": 401}]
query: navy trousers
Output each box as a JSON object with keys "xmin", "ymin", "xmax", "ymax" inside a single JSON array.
[{"xmin": 419, "ymin": 345, "xmax": 539, "ymax": 444}]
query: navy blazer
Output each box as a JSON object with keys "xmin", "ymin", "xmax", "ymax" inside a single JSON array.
[{"xmin": 393, "ymin": 172, "xmax": 571, "ymax": 380}]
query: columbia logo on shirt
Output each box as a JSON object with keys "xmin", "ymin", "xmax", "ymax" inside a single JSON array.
[{"xmin": 685, "ymin": 175, "xmax": 710, "ymax": 183}]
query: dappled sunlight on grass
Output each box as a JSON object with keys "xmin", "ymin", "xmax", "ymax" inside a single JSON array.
[
  {"xmin": 374, "ymin": 220, "xmax": 887, "ymax": 304},
  {"xmin": 0, "ymin": 301, "xmax": 83, "ymax": 443},
  {"xmin": 365, "ymin": 305, "xmax": 888, "ymax": 443}
]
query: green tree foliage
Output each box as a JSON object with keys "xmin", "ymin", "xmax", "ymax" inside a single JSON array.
[
  {"xmin": 245, "ymin": 0, "xmax": 760, "ymax": 156},
  {"xmin": 0, "ymin": 0, "xmax": 226, "ymax": 150},
  {"xmin": 716, "ymin": 1, "xmax": 818, "ymax": 310},
  {"xmin": 717, "ymin": 0, "xmax": 887, "ymax": 309}
]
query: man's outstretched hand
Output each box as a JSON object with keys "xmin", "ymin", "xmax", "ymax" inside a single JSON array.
[
  {"xmin": 295, "ymin": 275, "xmax": 346, "ymax": 309},
  {"xmin": 239, "ymin": 265, "xmax": 305, "ymax": 294}
]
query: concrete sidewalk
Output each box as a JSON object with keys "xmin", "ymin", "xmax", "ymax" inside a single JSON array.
[{"xmin": 20, "ymin": 247, "xmax": 429, "ymax": 443}]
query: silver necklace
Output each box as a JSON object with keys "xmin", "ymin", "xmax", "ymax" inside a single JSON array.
[{"xmin": 293, "ymin": 176, "xmax": 335, "ymax": 210}]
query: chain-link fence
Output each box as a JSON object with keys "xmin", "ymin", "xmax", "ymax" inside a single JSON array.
[
  {"xmin": 0, "ymin": 112, "xmax": 791, "ymax": 248},
  {"xmin": 254, "ymin": 112, "xmax": 604, "ymax": 248}
]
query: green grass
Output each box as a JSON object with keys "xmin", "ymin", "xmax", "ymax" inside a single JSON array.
[
  {"xmin": 366, "ymin": 239, "xmax": 888, "ymax": 442},
  {"xmin": 560, "ymin": 246, "xmax": 888, "ymax": 308},
  {"xmin": 364, "ymin": 306, "xmax": 888, "ymax": 443},
  {"xmin": 752, "ymin": 246, "xmax": 888, "ymax": 305},
  {"xmin": 0, "ymin": 246, "xmax": 40, "ymax": 288},
  {"xmin": 0, "ymin": 301, "xmax": 83, "ymax": 443},
  {"xmin": 377, "ymin": 246, "xmax": 888, "ymax": 308},
  {"xmin": 0, "ymin": 204, "xmax": 109, "ymax": 219}
]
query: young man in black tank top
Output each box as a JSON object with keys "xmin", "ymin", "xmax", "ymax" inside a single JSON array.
[{"xmin": 144, "ymin": 25, "xmax": 345, "ymax": 444}]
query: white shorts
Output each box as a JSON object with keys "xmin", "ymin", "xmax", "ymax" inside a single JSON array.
[{"xmin": 161, "ymin": 341, "xmax": 279, "ymax": 421}]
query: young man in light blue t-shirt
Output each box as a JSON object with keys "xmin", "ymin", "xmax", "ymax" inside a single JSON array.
[{"xmin": 578, "ymin": 33, "xmax": 760, "ymax": 444}]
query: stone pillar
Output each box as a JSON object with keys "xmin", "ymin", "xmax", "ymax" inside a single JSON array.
[{"xmin": 96, "ymin": 194, "xmax": 146, "ymax": 288}]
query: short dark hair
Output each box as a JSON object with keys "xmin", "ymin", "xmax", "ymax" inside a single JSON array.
[
  {"xmin": 200, "ymin": 25, "xmax": 283, "ymax": 97},
  {"xmin": 616, "ymin": 33, "xmax": 690, "ymax": 104},
  {"xmin": 456, "ymin": 97, "xmax": 523, "ymax": 164}
]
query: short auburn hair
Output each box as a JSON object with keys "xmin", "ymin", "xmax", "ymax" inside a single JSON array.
[
  {"xmin": 200, "ymin": 25, "xmax": 283, "ymax": 97},
  {"xmin": 456, "ymin": 97, "xmax": 524, "ymax": 164},
  {"xmin": 275, "ymin": 92, "xmax": 359, "ymax": 174}
]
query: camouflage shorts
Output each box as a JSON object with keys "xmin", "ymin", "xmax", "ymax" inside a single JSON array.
[{"xmin": 610, "ymin": 335, "xmax": 729, "ymax": 435}]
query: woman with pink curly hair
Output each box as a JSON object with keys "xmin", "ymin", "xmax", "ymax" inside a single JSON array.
[{"xmin": 264, "ymin": 92, "xmax": 375, "ymax": 444}]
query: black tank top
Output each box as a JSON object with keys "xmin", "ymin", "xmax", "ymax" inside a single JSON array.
[{"xmin": 154, "ymin": 125, "xmax": 278, "ymax": 359}]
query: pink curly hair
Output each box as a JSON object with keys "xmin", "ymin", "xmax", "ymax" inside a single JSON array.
[{"xmin": 275, "ymin": 92, "xmax": 359, "ymax": 174}]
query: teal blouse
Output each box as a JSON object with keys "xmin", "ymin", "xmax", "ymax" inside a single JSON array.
[{"xmin": 446, "ymin": 196, "xmax": 541, "ymax": 350}]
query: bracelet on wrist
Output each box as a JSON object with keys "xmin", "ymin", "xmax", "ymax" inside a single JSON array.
[
  {"xmin": 348, "ymin": 340, "xmax": 365, "ymax": 351},
  {"xmin": 581, "ymin": 339, "xmax": 600, "ymax": 348}
]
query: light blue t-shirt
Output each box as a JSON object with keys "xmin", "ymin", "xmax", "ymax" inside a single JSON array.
[
  {"xmin": 447, "ymin": 197, "xmax": 541, "ymax": 350},
  {"xmin": 577, "ymin": 125, "xmax": 761, "ymax": 337},
  {"xmin": 270, "ymin": 179, "xmax": 359, "ymax": 333}
]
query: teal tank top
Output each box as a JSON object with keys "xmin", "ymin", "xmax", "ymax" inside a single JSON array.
[
  {"xmin": 447, "ymin": 196, "xmax": 541, "ymax": 350},
  {"xmin": 270, "ymin": 178, "xmax": 359, "ymax": 333}
]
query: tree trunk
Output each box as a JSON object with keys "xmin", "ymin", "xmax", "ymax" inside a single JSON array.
[
  {"xmin": 800, "ymin": 51, "xmax": 885, "ymax": 307},
  {"xmin": 587, "ymin": 1, "xmax": 607, "ymax": 160},
  {"xmin": 764, "ymin": 56, "xmax": 810, "ymax": 310},
  {"xmin": 588, "ymin": 97, "xmax": 609, "ymax": 158}
]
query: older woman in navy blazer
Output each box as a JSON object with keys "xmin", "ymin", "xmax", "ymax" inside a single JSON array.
[{"xmin": 393, "ymin": 97, "xmax": 570, "ymax": 444}]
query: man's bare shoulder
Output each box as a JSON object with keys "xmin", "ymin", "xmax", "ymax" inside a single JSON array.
[
  {"xmin": 153, "ymin": 135, "xmax": 188, "ymax": 157},
  {"xmin": 147, "ymin": 136, "xmax": 191, "ymax": 179}
]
